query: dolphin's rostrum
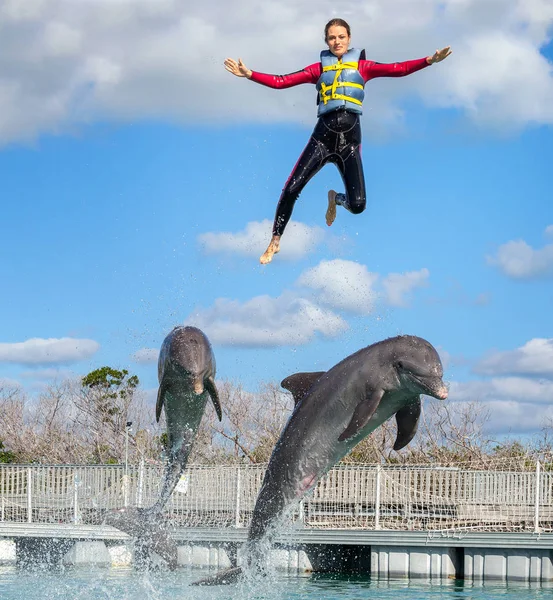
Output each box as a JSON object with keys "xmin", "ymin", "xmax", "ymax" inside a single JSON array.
[{"xmin": 193, "ymin": 334, "xmax": 447, "ymax": 585}]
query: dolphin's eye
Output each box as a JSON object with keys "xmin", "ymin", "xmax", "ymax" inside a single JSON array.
[{"xmin": 397, "ymin": 361, "xmax": 404, "ymax": 370}]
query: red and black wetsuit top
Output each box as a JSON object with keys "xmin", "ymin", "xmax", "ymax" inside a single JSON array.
[{"xmin": 250, "ymin": 57, "xmax": 430, "ymax": 92}]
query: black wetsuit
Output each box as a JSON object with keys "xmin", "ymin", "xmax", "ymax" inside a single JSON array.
[{"xmin": 273, "ymin": 108, "xmax": 365, "ymax": 236}]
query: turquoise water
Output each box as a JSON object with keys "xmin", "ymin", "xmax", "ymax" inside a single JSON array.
[{"xmin": 0, "ymin": 568, "xmax": 552, "ymax": 600}]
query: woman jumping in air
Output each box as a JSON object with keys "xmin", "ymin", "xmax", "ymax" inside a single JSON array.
[{"xmin": 225, "ymin": 18, "xmax": 451, "ymax": 264}]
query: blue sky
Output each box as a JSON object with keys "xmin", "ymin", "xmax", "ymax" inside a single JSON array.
[{"xmin": 0, "ymin": 0, "xmax": 552, "ymax": 437}]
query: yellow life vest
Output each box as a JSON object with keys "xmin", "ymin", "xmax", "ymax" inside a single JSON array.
[{"xmin": 316, "ymin": 48, "xmax": 365, "ymax": 116}]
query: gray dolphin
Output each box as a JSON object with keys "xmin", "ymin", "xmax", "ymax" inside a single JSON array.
[
  {"xmin": 193, "ymin": 334, "xmax": 447, "ymax": 585},
  {"xmin": 106, "ymin": 325, "xmax": 222, "ymax": 569}
]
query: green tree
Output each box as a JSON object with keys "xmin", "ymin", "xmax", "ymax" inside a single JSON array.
[
  {"xmin": 0, "ymin": 440, "xmax": 17, "ymax": 463},
  {"xmin": 79, "ymin": 367, "xmax": 140, "ymax": 464},
  {"xmin": 81, "ymin": 367, "xmax": 139, "ymax": 425}
]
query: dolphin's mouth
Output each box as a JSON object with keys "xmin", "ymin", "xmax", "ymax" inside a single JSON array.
[
  {"xmin": 193, "ymin": 378, "xmax": 204, "ymax": 395},
  {"xmin": 407, "ymin": 373, "xmax": 448, "ymax": 399},
  {"xmin": 173, "ymin": 363, "xmax": 206, "ymax": 395}
]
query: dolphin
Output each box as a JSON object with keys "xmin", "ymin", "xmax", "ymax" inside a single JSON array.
[
  {"xmin": 192, "ymin": 334, "xmax": 447, "ymax": 585},
  {"xmin": 105, "ymin": 325, "xmax": 222, "ymax": 569}
]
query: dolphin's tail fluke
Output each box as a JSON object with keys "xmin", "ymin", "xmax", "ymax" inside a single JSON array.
[
  {"xmin": 191, "ymin": 566, "xmax": 243, "ymax": 586},
  {"xmin": 103, "ymin": 507, "xmax": 178, "ymax": 570},
  {"xmin": 190, "ymin": 536, "xmax": 271, "ymax": 586}
]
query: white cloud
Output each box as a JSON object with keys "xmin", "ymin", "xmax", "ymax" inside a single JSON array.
[
  {"xmin": 545, "ymin": 224, "xmax": 553, "ymax": 238},
  {"xmin": 19, "ymin": 368, "xmax": 74, "ymax": 381},
  {"xmin": 43, "ymin": 21, "xmax": 83, "ymax": 57},
  {"xmin": 382, "ymin": 268, "xmax": 429, "ymax": 307},
  {"xmin": 447, "ymin": 377, "xmax": 553, "ymax": 433},
  {"xmin": 482, "ymin": 399, "xmax": 553, "ymax": 434},
  {"xmin": 430, "ymin": 31, "xmax": 553, "ymax": 130},
  {"xmin": 185, "ymin": 256, "xmax": 429, "ymax": 347},
  {"xmin": 444, "ymin": 397, "xmax": 553, "ymax": 435},
  {"xmin": 487, "ymin": 238, "xmax": 553, "ymax": 279},
  {"xmin": 198, "ymin": 220, "xmax": 324, "ymax": 261},
  {"xmin": 1, "ymin": 0, "xmax": 552, "ymax": 144},
  {"xmin": 0, "ymin": 337, "xmax": 100, "ymax": 364},
  {"xmin": 444, "ymin": 333, "xmax": 553, "ymax": 434},
  {"xmin": 475, "ymin": 338, "xmax": 553, "ymax": 377},
  {"xmin": 132, "ymin": 348, "xmax": 159, "ymax": 364},
  {"xmin": 449, "ymin": 377, "xmax": 553, "ymax": 405},
  {"xmin": 0, "ymin": 0, "xmax": 46, "ymax": 22},
  {"xmin": 297, "ymin": 259, "xmax": 378, "ymax": 314},
  {"xmin": 188, "ymin": 291, "xmax": 347, "ymax": 347}
]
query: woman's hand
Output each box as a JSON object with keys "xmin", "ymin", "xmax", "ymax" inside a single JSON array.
[
  {"xmin": 427, "ymin": 46, "xmax": 452, "ymax": 65},
  {"xmin": 224, "ymin": 58, "xmax": 252, "ymax": 79}
]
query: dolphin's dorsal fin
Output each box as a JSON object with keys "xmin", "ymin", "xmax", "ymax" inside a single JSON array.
[
  {"xmin": 205, "ymin": 376, "xmax": 223, "ymax": 421},
  {"xmin": 155, "ymin": 379, "xmax": 170, "ymax": 423},
  {"xmin": 393, "ymin": 395, "xmax": 421, "ymax": 451},
  {"xmin": 338, "ymin": 388, "xmax": 385, "ymax": 442},
  {"xmin": 281, "ymin": 371, "xmax": 326, "ymax": 405}
]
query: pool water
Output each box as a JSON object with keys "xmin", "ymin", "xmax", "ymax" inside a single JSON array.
[{"xmin": 0, "ymin": 568, "xmax": 552, "ymax": 600}]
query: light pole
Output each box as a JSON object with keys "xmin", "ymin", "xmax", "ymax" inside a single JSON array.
[
  {"xmin": 124, "ymin": 421, "xmax": 132, "ymax": 507},
  {"xmin": 125, "ymin": 421, "xmax": 132, "ymax": 479}
]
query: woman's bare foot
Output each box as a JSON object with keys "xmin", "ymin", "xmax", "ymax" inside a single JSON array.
[
  {"xmin": 260, "ymin": 235, "xmax": 281, "ymax": 264},
  {"xmin": 326, "ymin": 190, "xmax": 337, "ymax": 226}
]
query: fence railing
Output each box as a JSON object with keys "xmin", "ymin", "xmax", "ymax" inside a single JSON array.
[{"xmin": 1, "ymin": 461, "xmax": 552, "ymax": 532}]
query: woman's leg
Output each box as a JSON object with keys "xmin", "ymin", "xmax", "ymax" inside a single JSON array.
[
  {"xmin": 326, "ymin": 143, "xmax": 366, "ymax": 226},
  {"xmin": 261, "ymin": 135, "xmax": 328, "ymax": 264}
]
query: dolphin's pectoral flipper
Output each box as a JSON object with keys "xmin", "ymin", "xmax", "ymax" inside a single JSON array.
[
  {"xmin": 338, "ymin": 389, "xmax": 385, "ymax": 442},
  {"xmin": 393, "ymin": 395, "xmax": 421, "ymax": 451},
  {"xmin": 155, "ymin": 379, "xmax": 170, "ymax": 423},
  {"xmin": 205, "ymin": 376, "xmax": 222, "ymax": 421},
  {"xmin": 281, "ymin": 371, "xmax": 326, "ymax": 405}
]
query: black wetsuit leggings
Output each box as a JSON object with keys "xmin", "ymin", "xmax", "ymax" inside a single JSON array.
[{"xmin": 272, "ymin": 108, "xmax": 366, "ymax": 237}]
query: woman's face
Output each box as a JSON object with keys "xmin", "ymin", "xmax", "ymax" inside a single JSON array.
[{"xmin": 326, "ymin": 25, "xmax": 350, "ymax": 59}]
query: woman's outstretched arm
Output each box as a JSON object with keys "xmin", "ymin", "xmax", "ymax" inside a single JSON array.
[
  {"xmin": 224, "ymin": 57, "xmax": 320, "ymax": 88},
  {"xmin": 362, "ymin": 45, "xmax": 452, "ymax": 79}
]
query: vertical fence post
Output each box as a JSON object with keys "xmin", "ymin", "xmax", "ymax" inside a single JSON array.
[
  {"xmin": 73, "ymin": 471, "xmax": 81, "ymax": 525},
  {"xmin": 375, "ymin": 464, "xmax": 381, "ymax": 530},
  {"xmin": 298, "ymin": 500, "xmax": 305, "ymax": 526},
  {"xmin": 405, "ymin": 469, "xmax": 412, "ymax": 524},
  {"xmin": 27, "ymin": 467, "xmax": 32, "ymax": 523},
  {"xmin": 137, "ymin": 459, "xmax": 144, "ymax": 508},
  {"xmin": 235, "ymin": 467, "xmax": 241, "ymax": 528},
  {"xmin": 1, "ymin": 497, "xmax": 4, "ymax": 522},
  {"xmin": 123, "ymin": 466, "xmax": 129, "ymax": 509},
  {"xmin": 534, "ymin": 460, "xmax": 541, "ymax": 533}
]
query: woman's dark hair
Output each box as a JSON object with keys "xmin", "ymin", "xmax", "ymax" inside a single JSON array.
[{"xmin": 324, "ymin": 18, "xmax": 351, "ymax": 41}]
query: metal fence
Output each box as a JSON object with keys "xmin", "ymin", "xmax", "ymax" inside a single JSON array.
[{"xmin": 1, "ymin": 461, "xmax": 552, "ymax": 532}]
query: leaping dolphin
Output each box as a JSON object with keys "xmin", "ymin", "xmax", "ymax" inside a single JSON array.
[
  {"xmin": 106, "ymin": 325, "xmax": 222, "ymax": 569},
  {"xmin": 192, "ymin": 334, "xmax": 447, "ymax": 585}
]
